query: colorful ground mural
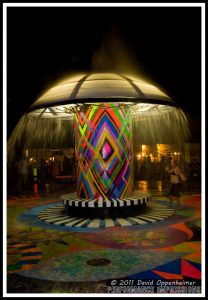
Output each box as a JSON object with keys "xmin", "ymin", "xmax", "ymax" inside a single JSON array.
[{"xmin": 6, "ymin": 186, "xmax": 201, "ymax": 294}]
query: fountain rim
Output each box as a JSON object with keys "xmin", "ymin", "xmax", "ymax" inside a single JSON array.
[{"xmin": 27, "ymin": 97, "xmax": 179, "ymax": 113}]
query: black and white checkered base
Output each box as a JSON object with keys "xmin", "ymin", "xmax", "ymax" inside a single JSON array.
[
  {"xmin": 38, "ymin": 203, "xmax": 175, "ymax": 228},
  {"xmin": 61, "ymin": 191, "xmax": 152, "ymax": 208}
]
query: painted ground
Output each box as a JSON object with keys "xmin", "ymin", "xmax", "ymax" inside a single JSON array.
[{"xmin": 6, "ymin": 182, "xmax": 201, "ymax": 294}]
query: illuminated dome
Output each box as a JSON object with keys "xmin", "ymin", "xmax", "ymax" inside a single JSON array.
[
  {"xmin": 8, "ymin": 72, "xmax": 189, "ymax": 163},
  {"xmin": 28, "ymin": 73, "xmax": 177, "ymax": 119}
]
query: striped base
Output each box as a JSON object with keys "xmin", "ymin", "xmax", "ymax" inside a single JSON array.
[
  {"xmin": 61, "ymin": 191, "xmax": 152, "ymax": 208},
  {"xmin": 38, "ymin": 203, "xmax": 175, "ymax": 229}
]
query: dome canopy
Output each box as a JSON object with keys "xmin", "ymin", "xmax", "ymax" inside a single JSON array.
[
  {"xmin": 27, "ymin": 73, "xmax": 178, "ymax": 119},
  {"xmin": 29, "ymin": 73, "xmax": 176, "ymax": 107}
]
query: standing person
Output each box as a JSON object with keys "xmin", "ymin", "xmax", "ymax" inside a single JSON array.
[
  {"xmin": 189, "ymin": 158, "xmax": 200, "ymax": 191},
  {"xmin": 144, "ymin": 156, "xmax": 151, "ymax": 179},
  {"xmin": 51, "ymin": 157, "xmax": 61, "ymax": 189},
  {"xmin": 166, "ymin": 158, "xmax": 186, "ymax": 209},
  {"xmin": 17, "ymin": 156, "xmax": 28, "ymax": 191},
  {"xmin": 160, "ymin": 156, "xmax": 169, "ymax": 180},
  {"xmin": 178, "ymin": 155, "xmax": 189, "ymax": 193},
  {"xmin": 63, "ymin": 156, "xmax": 70, "ymax": 175},
  {"xmin": 45, "ymin": 159, "xmax": 53, "ymax": 189},
  {"xmin": 51, "ymin": 157, "xmax": 60, "ymax": 177},
  {"xmin": 39, "ymin": 158, "xmax": 46, "ymax": 191}
]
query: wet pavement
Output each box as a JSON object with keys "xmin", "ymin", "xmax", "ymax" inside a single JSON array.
[{"xmin": 6, "ymin": 179, "xmax": 202, "ymax": 294}]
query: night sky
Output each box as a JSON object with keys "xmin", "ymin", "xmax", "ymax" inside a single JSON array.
[{"xmin": 7, "ymin": 6, "xmax": 202, "ymax": 142}]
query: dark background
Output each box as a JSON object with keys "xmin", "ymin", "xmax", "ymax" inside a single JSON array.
[{"xmin": 7, "ymin": 6, "xmax": 202, "ymax": 142}]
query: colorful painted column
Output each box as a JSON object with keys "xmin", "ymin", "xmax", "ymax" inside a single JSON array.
[{"xmin": 74, "ymin": 103, "xmax": 134, "ymax": 200}]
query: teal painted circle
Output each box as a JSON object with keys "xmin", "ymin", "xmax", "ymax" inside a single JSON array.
[
  {"xmin": 18, "ymin": 248, "xmax": 187, "ymax": 282},
  {"xmin": 17, "ymin": 201, "xmax": 176, "ymax": 233}
]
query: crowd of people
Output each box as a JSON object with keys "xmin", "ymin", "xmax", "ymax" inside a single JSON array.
[
  {"xmin": 14, "ymin": 155, "xmax": 77, "ymax": 192},
  {"xmin": 134, "ymin": 155, "xmax": 200, "ymax": 184},
  {"xmin": 11, "ymin": 153, "xmax": 200, "ymax": 196}
]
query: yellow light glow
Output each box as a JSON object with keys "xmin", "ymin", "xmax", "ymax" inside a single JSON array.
[
  {"xmin": 125, "ymin": 74, "xmax": 147, "ymax": 83},
  {"xmin": 31, "ymin": 73, "xmax": 173, "ymax": 112},
  {"xmin": 56, "ymin": 74, "xmax": 85, "ymax": 86},
  {"xmin": 137, "ymin": 82, "xmax": 170, "ymax": 99},
  {"xmin": 158, "ymin": 183, "xmax": 162, "ymax": 192},
  {"xmin": 88, "ymin": 73, "xmax": 122, "ymax": 80},
  {"xmin": 81, "ymin": 80, "xmax": 132, "ymax": 89},
  {"xmin": 37, "ymin": 82, "xmax": 77, "ymax": 102}
]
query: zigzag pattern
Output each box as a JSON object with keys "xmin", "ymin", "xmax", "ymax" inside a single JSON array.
[{"xmin": 75, "ymin": 103, "xmax": 134, "ymax": 199}]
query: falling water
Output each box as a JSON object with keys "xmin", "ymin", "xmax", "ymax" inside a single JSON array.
[
  {"xmin": 7, "ymin": 103, "xmax": 190, "ymax": 168},
  {"xmin": 7, "ymin": 114, "xmax": 74, "ymax": 165},
  {"xmin": 131, "ymin": 106, "xmax": 190, "ymax": 145}
]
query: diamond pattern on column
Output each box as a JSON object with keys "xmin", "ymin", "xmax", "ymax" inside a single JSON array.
[
  {"xmin": 75, "ymin": 103, "xmax": 134, "ymax": 199},
  {"xmin": 99, "ymin": 138, "xmax": 114, "ymax": 162}
]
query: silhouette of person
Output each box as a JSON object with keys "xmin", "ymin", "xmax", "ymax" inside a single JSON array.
[
  {"xmin": 166, "ymin": 158, "xmax": 186, "ymax": 209},
  {"xmin": 17, "ymin": 156, "xmax": 28, "ymax": 191}
]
